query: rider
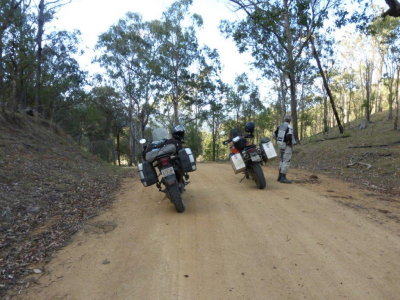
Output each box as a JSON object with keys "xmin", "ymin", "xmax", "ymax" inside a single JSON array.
[{"xmin": 274, "ymin": 114, "xmax": 296, "ymax": 184}]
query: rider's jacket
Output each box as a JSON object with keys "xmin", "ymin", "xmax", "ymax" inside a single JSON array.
[{"xmin": 275, "ymin": 122, "xmax": 295, "ymax": 149}]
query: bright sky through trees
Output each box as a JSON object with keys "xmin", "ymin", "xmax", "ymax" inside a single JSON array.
[{"xmin": 49, "ymin": 0, "xmax": 259, "ymax": 87}]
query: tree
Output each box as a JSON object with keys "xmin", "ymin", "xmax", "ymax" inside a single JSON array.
[
  {"xmin": 310, "ymin": 35, "xmax": 344, "ymax": 133},
  {"xmin": 35, "ymin": 0, "xmax": 71, "ymax": 114},
  {"xmin": 368, "ymin": 16, "xmax": 400, "ymax": 119},
  {"xmin": 0, "ymin": 0, "xmax": 31, "ymax": 112},
  {"xmin": 89, "ymin": 86, "xmax": 127, "ymax": 165},
  {"xmin": 96, "ymin": 13, "xmax": 161, "ymax": 165},
  {"xmin": 223, "ymin": 0, "xmax": 342, "ymax": 142},
  {"xmin": 383, "ymin": 0, "xmax": 400, "ymax": 17},
  {"xmin": 155, "ymin": 0, "xmax": 204, "ymax": 125}
]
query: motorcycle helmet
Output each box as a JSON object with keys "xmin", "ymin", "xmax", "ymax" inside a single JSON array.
[
  {"xmin": 284, "ymin": 114, "xmax": 292, "ymax": 122},
  {"xmin": 172, "ymin": 124, "xmax": 185, "ymax": 141},
  {"xmin": 245, "ymin": 122, "xmax": 255, "ymax": 133}
]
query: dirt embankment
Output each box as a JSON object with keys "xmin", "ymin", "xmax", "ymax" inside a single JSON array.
[
  {"xmin": 291, "ymin": 112, "xmax": 400, "ymax": 196},
  {"xmin": 0, "ymin": 113, "xmax": 130, "ymax": 297},
  {"xmin": 16, "ymin": 163, "xmax": 400, "ymax": 300}
]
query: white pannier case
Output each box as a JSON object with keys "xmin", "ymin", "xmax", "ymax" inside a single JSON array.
[
  {"xmin": 261, "ymin": 141, "xmax": 277, "ymax": 159},
  {"xmin": 230, "ymin": 153, "xmax": 246, "ymax": 174}
]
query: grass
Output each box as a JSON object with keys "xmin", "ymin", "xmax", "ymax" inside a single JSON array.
[{"xmin": 292, "ymin": 111, "xmax": 400, "ymax": 195}]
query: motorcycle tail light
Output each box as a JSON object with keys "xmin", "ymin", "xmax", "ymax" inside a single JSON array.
[{"xmin": 159, "ymin": 157, "xmax": 170, "ymax": 166}]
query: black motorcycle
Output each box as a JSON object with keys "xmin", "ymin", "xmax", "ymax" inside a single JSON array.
[
  {"xmin": 138, "ymin": 129, "xmax": 196, "ymax": 213},
  {"xmin": 222, "ymin": 122, "xmax": 267, "ymax": 189}
]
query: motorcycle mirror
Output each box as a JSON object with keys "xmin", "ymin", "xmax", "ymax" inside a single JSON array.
[{"xmin": 139, "ymin": 138, "xmax": 146, "ymax": 144}]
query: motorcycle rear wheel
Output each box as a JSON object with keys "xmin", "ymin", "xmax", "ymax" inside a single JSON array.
[
  {"xmin": 167, "ymin": 184, "xmax": 185, "ymax": 213},
  {"xmin": 251, "ymin": 163, "xmax": 266, "ymax": 189}
]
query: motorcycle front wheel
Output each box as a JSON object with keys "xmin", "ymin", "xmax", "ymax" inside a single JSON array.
[
  {"xmin": 251, "ymin": 163, "xmax": 266, "ymax": 189},
  {"xmin": 167, "ymin": 184, "xmax": 185, "ymax": 213}
]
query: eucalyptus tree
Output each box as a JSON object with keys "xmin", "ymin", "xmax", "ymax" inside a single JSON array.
[
  {"xmin": 42, "ymin": 30, "xmax": 86, "ymax": 122},
  {"xmin": 34, "ymin": 0, "xmax": 71, "ymax": 113},
  {"xmin": 223, "ymin": 0, "xmax": 342, "ymax": 141},
  {"xmin": 368, "ymin": 16, "xmax": 400, "ymax": 119},
  {"xmin": 206, "ymin": 80, "xmax": 228, "ymax": 161},
  {"xmin": 225, "ymin": 73, "xmax": 263, "ymax": 126},
  {"xmin": 0, "ymin": 0, "xmax": 32, "ymax": 111},
  {"xmin": 154, "ymin": 0, "xmax": 205, "ymax": 125},
  {"xmin": 96, "ymin": 13, "xmax": 161, "ymax": 165},
  {"xmin": 181, "ymin": 46, "xmax": 224, "ymax": 156},
  {"xmin": 4, "ymin": 6, "xmax": 36, "ymax": 112},
  {"xmin": 88, "ymin": 86, "xmax": 127, "ymax": 165},
  {"xmin": 309, "ymin": 35, "xmax": 344, "ymax": 133}
]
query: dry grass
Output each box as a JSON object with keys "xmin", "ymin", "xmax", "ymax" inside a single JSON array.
[{"xmin": 292, "ymin": 112, "xmax": 400, "ymax": 196}]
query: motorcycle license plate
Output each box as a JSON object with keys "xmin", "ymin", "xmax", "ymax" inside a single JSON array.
[
  {"xmin": 161, "ymin": 167, "xmax": 175, "ymax": 177},
  {"xmin": 251, "ymin": 153, "xmax": 261, "ymax": 162}
]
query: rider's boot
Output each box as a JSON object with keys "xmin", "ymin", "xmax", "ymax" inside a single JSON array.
[
  {"xmin": 279, "ymin": 173, "xmax": 292, "ymax": 184},
  {"xmin": 277, "ymin": 172, "xmax": 282, "ymax": 182}
]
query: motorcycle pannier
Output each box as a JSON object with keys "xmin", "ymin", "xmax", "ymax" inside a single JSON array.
[
  {"xmin": 138, "ymin": 161, "xmax": 158, "ymax": 187},
  {"xmin": 178, "ymin": 148, "xmax": 197, "ymax": 172},
  {"xmin": 230, "ymin": 153, "xmax": 246, "ymax": 174},
  {"xmin": 260, "ymin": 137, "xmax": 277, "ymax": 160}
]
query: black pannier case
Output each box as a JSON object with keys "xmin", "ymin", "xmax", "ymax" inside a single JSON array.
[
  {"xmin": 178, "ymin": 148, "xmax": 196, "ymax": 172},
  {"xmin": 138, "ymin": 161, "xmax": 158, "ymax": 187}
]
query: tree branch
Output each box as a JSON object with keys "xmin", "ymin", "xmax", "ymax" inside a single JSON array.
[{"xmin": 383, "ymin": 0, "xmax": 400, "ymax": 17}]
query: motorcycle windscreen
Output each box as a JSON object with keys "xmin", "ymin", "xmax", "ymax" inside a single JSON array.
[{"xmin": 152, "ymin": 127, "xmax": 170, "ymax": 141}]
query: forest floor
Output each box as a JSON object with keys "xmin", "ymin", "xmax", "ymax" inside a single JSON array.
[
  {"xmin": 0, "ymin": 113, "xmax": 133, "ymax": 298},
  {"xmin": 291, "ymin": 111, "xmax": 400, "ymax": 196}
]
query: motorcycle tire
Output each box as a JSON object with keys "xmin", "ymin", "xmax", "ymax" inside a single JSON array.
[
  {"xmin": 167, "ymin": 184, "xmax": 185, "ymax": 213},
  {"xmin": 251, "ymin": 163, "xmax": 266, "ymax": 190}
]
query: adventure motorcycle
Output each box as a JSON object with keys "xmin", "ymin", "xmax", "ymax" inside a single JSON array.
[
  {"xmin": 222, "ymin": 122, "xmax": 276, "ymax": 189},
  {"xmin": 137, "ymin": 128, "xmax": 196, "ymax": 213}
]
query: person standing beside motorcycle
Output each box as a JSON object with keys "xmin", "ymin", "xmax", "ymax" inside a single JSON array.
[{"xmin": 274, "ymin": 114, "xmax": 296, "ymax": 184}]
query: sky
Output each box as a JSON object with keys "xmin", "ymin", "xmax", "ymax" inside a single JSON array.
[{"xmin": 48, "ymin": 0, "xmax": 266, "ymax": 92}]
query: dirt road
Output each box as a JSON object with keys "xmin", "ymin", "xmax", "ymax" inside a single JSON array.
[{"xmin": 19, "ymin": 163, "xmax": 400, "ymax": 300}]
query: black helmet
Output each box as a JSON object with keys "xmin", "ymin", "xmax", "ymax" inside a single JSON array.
[
  {"xmin": 172, "ymin": 124, "xmax": 185, "ymax": 141},
  {"xmin": 245, "ymin": 122, "xmax": 255, "ymax": 133}
]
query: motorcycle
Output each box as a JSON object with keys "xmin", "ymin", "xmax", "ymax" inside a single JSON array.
[
  {"xmin": 137, "ymin": 128, "xmax": 196, "ymax": 213},
  {"xmin": 222, "ymin": 122, "xmax": 275, "ymax": 189}
]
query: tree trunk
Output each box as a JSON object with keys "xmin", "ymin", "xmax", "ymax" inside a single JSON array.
[
  {"xmin": 0, "ymin": 40, "xmax": 4, "ymax": 112},
  {"xmin": 128, "ymin": 99, "xmax": 134, "ymax": 166},
  {"xmin": 388, "ymin": 76, "xmax": 394, "ymax": 120},
  {"xmin": 394, "ymin": 66, "xmax": 399, "ymax": 130},
  {"xmin": 279, "ymin": 73, "xmax": 287, "ymax": 117},
  {"xmin": 116, "ymin": 131, "xmax": 121, "ymax": 166},
  {"xmin": 283, "ymin": 0, "xmax": 299, "ymax": 142},
  {"xmin": 35, "ymin": 0, "xmax": 45, "ymax": 114},
  {"xmin": 310, "ymin": 37, "xmax": 344, "ymax": 134},
  {"xmin": 212, "ymin": 113, "xmax": 216, "ymax": 161},
  {"xmin": 364, "ymin": 61, "xmax": 373, "ymax": 122},
  {"xmin": 347, "ymin": 89, "xmax": 352, "ymax": 125},
  {"xmin": 173, "ymin": 100, "xmax": 179, "ymax": 125}
]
